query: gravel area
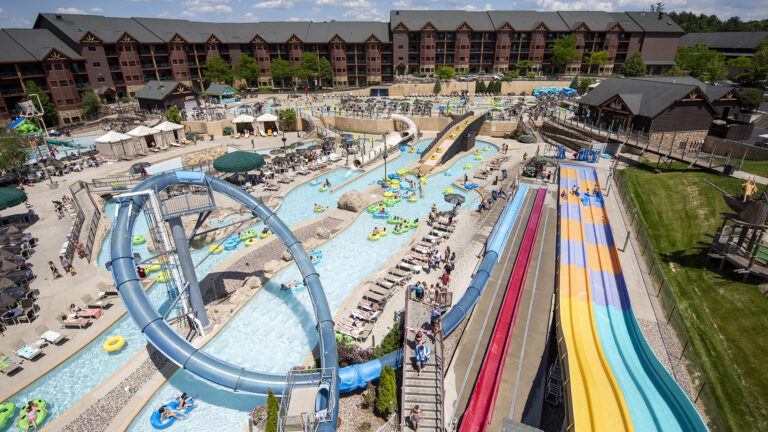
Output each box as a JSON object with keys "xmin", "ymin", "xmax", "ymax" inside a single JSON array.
[
  {"xmin": 60, "ymin": 350, "xmax": 170, "ymax": 432},
  {"xmin": 337, "ymin": 390, "xmax": 388, "ymax": 432}
]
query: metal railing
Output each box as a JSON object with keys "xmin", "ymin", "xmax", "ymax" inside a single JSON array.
[
  {"xmin": 420, "ymin": 111, "xmax": 474, "ymax": 157},
  {"xmin": 68, "ymin": 180, "xmax": 101, "ymax": 262},
  {"xmin": 612, "ymin": 169, "xmax": 726, "ymax": 432},
  {"xmin": 277, "ymin": 367, "xmax": 337, "ymax": 432}
]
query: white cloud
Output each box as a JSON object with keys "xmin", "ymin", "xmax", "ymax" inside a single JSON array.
[
  {"xmin": 90, "ymin": 8, "xmax": 103, "ymax": 12},
  {"xmin": 10, "ymin": 17, "xmax": 32, "ymax": 26},
  {"xmin": 0, "ymin": 8, "xmax": 6, "ymax": 18},
  {"xmin": 288, "ymin": 17, "xmax": 301, "ymax": 21},
  {"xmin": 342, "ymin": 7, "xmax": 385, "ymax": 20},
  {"xmin": 393, "ymin": 0, "xmax": 408, "ymax": 7},
  {"xmin": 180, "ymin": 0, "xmax": 233, "ymax": 16},
  {"xmin": 243, "ymin": 12, "xmax": 259, "ymax": 21},
  {"xmin": 253, "ymin": 0, "xmax": 294, "ymax": 9},
  {"xmin": 315, "ymin": 0, "xmax": 374, "ymax": 6},
  {"xmin": 55, "ymin": 7, "xmax": 89, "ymax": 14},
  {"xmin": 456, "ymin": 4, "xmax": 477, "ymax": 10},
  {"xmin": 484, "ymin": 3, "xmax": 492, "ymax": 10},
  {"xmin": 156, "ymin": 11, "xmax": 171, "ymax": 18}
]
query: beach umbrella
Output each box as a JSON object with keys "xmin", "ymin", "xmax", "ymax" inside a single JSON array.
[
  {"xmin": 0, "ymin": 188, "xmax": 27, "ymax": 211},
  {"xmin": 1, "ymin": 285, "xmax": 26, "ymax": 301},
  {"xmin": 213, "ymin": 151, "xmax": 265, "ymax": 173},
  {"xmin": 0, "ymin": 277, "xmax": 15, "ymax": 291},
  {"xmin": 0, "ymin": 292, "xmax": 16, "ymax": 308},
  {"xmin": 0, "ymin": 260, "xmax": 19, "ymax": 273},
  {"xmin": 444, "ymin": 193, "xmax": 465, "ymax": 205}
]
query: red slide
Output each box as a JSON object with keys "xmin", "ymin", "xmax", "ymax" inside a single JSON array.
[{"xmin": 459, "ymin": 188, "xmax": 547, "ymax": 432}]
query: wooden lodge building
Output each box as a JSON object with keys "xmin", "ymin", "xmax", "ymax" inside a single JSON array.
[{"xmin": 578, "ymin": 77, "xmax": 751, "ymax": 146}]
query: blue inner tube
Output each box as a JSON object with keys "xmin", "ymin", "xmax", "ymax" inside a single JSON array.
[
  {"xmin": 465, "ymin": 183, "xmax": 479, "ymax": 189},
  {"xmin": 150, "ymin": 401, "xmax": 194, "ymax": 429},
  {"xmin": 223, "ymin": 238, "xmax": 239, "ymax": 250},
  {"xmin": 373, "ymin": 212, "xmax": 390, "ymax": 218},
  {"xmin": 388, "ymin": 174, "xmax": 401, "ymax": 179}
]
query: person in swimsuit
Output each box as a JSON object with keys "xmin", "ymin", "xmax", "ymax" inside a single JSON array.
[
  {"xmin": 410, "ymin": 405, "xmax": 423, "ymax": 430},
  {"xmin": 158, "ymin": 405, "xmax": 186, "ymax": 421},
  {"xmin": 22, "ymin": 403, "xmax": 48, "ymax": 432},
  {"xmin": 175, "ymin": 392, "xmax": 195, "ymax": 410}
]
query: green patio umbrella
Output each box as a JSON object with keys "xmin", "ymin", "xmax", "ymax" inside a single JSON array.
[
  {"xmin": 213, "ymin": 151, "xmax": 265, "ymax": 173},
  {"xmin": 0, "ymin": 188, "xmax": 27, "ymax": 211}
]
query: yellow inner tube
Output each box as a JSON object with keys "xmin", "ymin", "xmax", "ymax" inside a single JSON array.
[
  {"xmin": 147, "ymin": 264, "xmax": 161, "ymax": 272},
  {"xmin": 103, "ymin": 336, "xmax": 125, "ymax": 352},
  {"xmin": 245, "ymin": 238, "xmax": 258, "ymax": 246},
  {"xmin": 408, "ymin": 148, "xmax": 416, "ymax": 153},
  {"xmin": 444, "ymin": 188, "xmax": 454, "ymax": 194},
  {"xmin": 465, "ymin": 164, "xmax": 472, "ymax": 169},
  {"xmin": 409, "ymin": 196, "xmax": 418, "ymax": 201},
  {"xmin": 368, "ymin": 233, "xmax": 380, "ymax": 240},
  {"xmin": 430, "ymin": 155, "xmax": 438, "ymax": 160},
  {"xmin": 383, "ymin": 191, "xmax": 393, "ymax": 197},
  {"xmin": 319, "ymin": 185, "xmax": 328, "ymax": 191},
  {"xmin": 209, "ymin": 245, "xmax": 223, "ymax": 254},
  {"xmin": 259, "ymin": 231, "xmax": 272, "ymax": 238},
  {"xmin": 419, "ymin": 177, "xmax": 427, "ymax": 183},
  {"xmin": 484, "ymin": 147, "xmax": 490, "ymax": 151},
  {"xmin": 476, "ymin": 155, "xmax": 483, "ymax": 160},
  {"xmin": 391, "ymin": 179, "xmax": 400, "ymax": 185}
]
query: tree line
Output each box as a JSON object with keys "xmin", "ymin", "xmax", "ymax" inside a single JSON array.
[
  {"xmin": 667, "ymin": 11, "xmax": 768, "ymax": 33},
  {"xmin": 204, "ymin": 53, "xmax": 333, "ymax": 89}
]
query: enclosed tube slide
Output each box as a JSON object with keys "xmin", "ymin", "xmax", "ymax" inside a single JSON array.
[
  {"xmin": 338, "ymin": 184, "xmax": 530, "ymax": 391},
  {"xmin": 352, "ymin": 115, "xmax": 418, "ymax": 168},
  {"xmin": 109, "ymin": 170, "xmax": 339, "ymax": 431}
]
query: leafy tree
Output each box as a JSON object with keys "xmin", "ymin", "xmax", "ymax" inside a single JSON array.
[
  {"xmin": 374, "ymin": 324, "xmax": 403, "ymax": 358},
  {"xmin": 0, "ymin": 128, "xmax": 30, "ymax": 180},
  {"xmin": 265, "ymin": 389, "xmax": 278, "ymax": 432},
  {"xmin": 550, "ymin": 34, "xmax": 580, "ymax": 72},
  {"xmin": 270, "ymin": 58, "xmax": 294, "ymax": 88},
  {"xmin": 526, "ymin": 71, "xmax": 536, "ymax": 79},
  {"xmin": 23, "ymin": 81, "xmax": 57, "ymax": 126},
  {"xmin": 675, "ymin": 44, "xmax": 727, "ymax": 81},
  {"xmin": 667, "ymin": 11, "xmax": 768, "ymax": 33},
  {"xmin": 233, "ymin": 55, "xmax": 260, "ymax": 87},
  {"xmin": 620, "ymin": 51, "xmax": 646, "ymax": 77},
  {"xmin": 585, "ymin": 50, "xmax": 610, "ymax": 74},
  {"xmin": 297, "ymin": 52, "xmax": 320, "ymax": 87},
  {"xmin": 475, "ymin": 80, "xmax": 486, "ymax": 93},
  {"xmin": 738, "ymin": 47, "xmax": 768, "ymax": 87},
  {"xmin": 727, "ymin": 57, "xmax": 752, "ymax": 68},
  {"xmin": 577, "ymin": 77, "xmax": 592, "ymax": 94},
  {"xmin": 664, "ymin": 65, "xmax": 688, "ymax": 77},
  {"xmin": 433, "ymin": 79, "xmax": 441, "ymax": 94},
  {"xmin": 165, "ymin": 106, "xmax": 182, "ymax": 124},
  {"xmin": 278, "ymin": 108, "xmax": 297, "ymax": 131},
  {"xmin": 318, "ymin": 57, "xmax": 333, "ymax": 87},
  {"xmin": 739, "ymin": 88, "xmax": 766, "ymax": 112},
  {"xmin": 502, "ymin": 70, "xmax": 518, "ymax": 81},
  {"xmin": 435, "ymin": 66, "xmax": 455, "ymax": 80},
  {"xmin": 80, "ymin": 91, "xmax": 100, "ymax": 117},
  {"xmin": 375, "ymin": 365, "xmax": 397, "ymax": 417},
  {"xmin": 516, "ymin": 60, "xmax": 533, "ymax": 73},
  {"xmin": 203, "ymin": 56, "xmax": 233, "ymax": 85}
]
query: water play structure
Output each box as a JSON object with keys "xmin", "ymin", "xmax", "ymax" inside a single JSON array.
[
  {"xmin": 352, "ymin": 114, "xmax": 418, "ymax": 168},
  {"xmin": 556, "ymin": 163, "xmax": 706, "ymax": 432},
  {"xmin": 110, "ymin": 171, "xmax": 339, "ymax": 431}
]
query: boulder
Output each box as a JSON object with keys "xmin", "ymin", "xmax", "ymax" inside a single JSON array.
[
  {"xmin": 281, "ymin": 250, "xmax": 294, "ymax": 262},
  {"xmin": 314, "ymin": 226, "xmax": 331, "ymax": 240},
  {"xmin": 337, "ymin": 190, "xmax": 366, "ymax": 213},
  {"xmin": 303, "ymin": 237, "xmax": 320, "ymax": 252},
  {"xmin": 241, "ymin": 275, "xmax": 262, "ymax": 290},
  {"xmin": 263, "ymin": 259, "xmax": 281, "ymax": 274}
]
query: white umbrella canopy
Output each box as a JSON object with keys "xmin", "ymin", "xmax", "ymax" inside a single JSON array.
[
  {"xmin": 95, "ymin": 130, "xmax": 133, "ymax": 143},
  {"xmin": 232, "ymin": 114, "xmax": 255, "ymax": 123},
  {"xmin": 126, "ymin": 125, "xmax": 160, "ymax": 137},
  {"xmin": 154, "ymin": 121, "xmax": 184, "ymax": 131},
  {"xmin": 256, "ymin": 113, "xmax": 278, "ymax": 122}
]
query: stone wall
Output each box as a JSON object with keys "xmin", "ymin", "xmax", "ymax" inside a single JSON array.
[
  {"xmin": 182, "ymin": 119, "xmax": 233, "ymax": 136},
  {"xmin": 649, "ymin": 130, "xmax": 708, "ymax": 151}
]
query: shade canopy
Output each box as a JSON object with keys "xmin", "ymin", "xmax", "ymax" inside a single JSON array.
[
  {"xmin": 444, "ymin": 193, "xmax": 465, "ymax": 205},
  {"xmin": 95, "ymin": 130, "xmax": 132, "ymax": 143},
  {"xmin": 154, "ymin": 121, "xmax": 184, "ymax": 131},
  {"xmin": 0, "ymin": 188, "xmax": 27, "ymax": 211},
  {"xmin": 256, "ymin": 113, "xmax": 278, "ymax": 122},
  {"xmin": 213, "ymin": 151, "xmax": 265, "ymax": 173},
  {"xmin": 126, "ymin": 125, "xmax": 160, "ymax": 137},
  {"xmin": 232, "ymin": 114, "xmax": 255, "ymax": 123}
]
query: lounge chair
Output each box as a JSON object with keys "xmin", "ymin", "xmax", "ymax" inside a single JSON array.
[
  {"xmin": 351, "ymin": 308, "xmax": 380, "ymax": 322},
  {"xmin": 0, "ymin": 355, "xmax": 21, "ymax": 376},
  {"xmin": 357, "ymin": 299, "xmax": 383, "ymax": 312},
  {"xmin": 36, "ymin": 324, "xmax": 66, "ymax": 345},
  {"xmin": 56, "ymin": 314, "xmax": 91, "ymax": 329},
  {"xmin": 363, "ymin": 289, "xmax": 387, "ymax": 303},
  {"xmin": 264, "ymin": 183, "xmax": 279, "ymax": 191},
  {"xmin": 82, "ymin": 293, "xmax": 111, "ymax": 309},
  {"xmin": 16, "ymin": 298, "xmax": 36, "ymax": 324},
  {"xmin": 10, "ymin": 338, "xmax": 42, "ymax": 361}
]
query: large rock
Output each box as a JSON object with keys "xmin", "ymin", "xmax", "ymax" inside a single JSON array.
[
  {"xmin": 337, "ymin": 190, "xmax": 366, "ymax": 213},
  {"xmin": 281, "ymin": 250, "xmax": 294, "ymax": 262},
  {"xmin": 241, "ymin": 275, "xmax": 262, "ymax": 290},
  {"xmin": 315, "ymin": 226, "xmax": 331, "ymax": 240},
  {"xmin": 263, "ymin": 259, "xmax": 282, "ymax": 274}
]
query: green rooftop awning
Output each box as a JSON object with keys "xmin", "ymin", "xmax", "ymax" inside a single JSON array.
[
  {"xmin": 213, "ymin": 151, "xmax": 265, "ymax": 173},
  {"xmin": 0, "ymin": 188, "xmax": 27, "ymax": 211}
]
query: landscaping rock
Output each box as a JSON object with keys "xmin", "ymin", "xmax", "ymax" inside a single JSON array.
[
  {"xmin": 281, "ymin": 250, "xmax": 294, "ymax": 262},
  {"xmin": 337, "ymin": 190, "xmax": 366, "ymax": 213},
  {"xmin": 315, "ymin": 226, "xmax": 331, "ymax": 240},
  {"xmin": 242, "ymin": 275, "xmax": 262, "ymax": 290}
]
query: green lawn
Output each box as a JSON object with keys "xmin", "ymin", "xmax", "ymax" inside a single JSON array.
[
  {"xmin": 736, "ymin": 160, "xmax": 768, "ymax": 179},
  {"xmin": 618, "ymin": 162, "xmax": 768, "ymax": 432}
]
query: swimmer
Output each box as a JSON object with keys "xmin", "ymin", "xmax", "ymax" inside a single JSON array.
[
  {"xmin": 158, "ymin": 405, "xmax": 186, "ymax": 421},
  {"xmin": 175, "ymin": 393, "xmax": 195, "ymax": 410}
]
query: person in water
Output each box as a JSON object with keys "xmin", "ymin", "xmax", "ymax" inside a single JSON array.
[
  {"xmin": 22, "ymin": 403, "xmax": 48, "ymax": 432},
  {"xmin": 157, "ymin": 405, "xmax": 186, "ymax": 421},
  {"xmin": 324, "ymin": 178, "xmax": 331, "ymax": 187},
  {"xmin": 175, "ymin": 393, "xmax": 195, "ymax": 409}
]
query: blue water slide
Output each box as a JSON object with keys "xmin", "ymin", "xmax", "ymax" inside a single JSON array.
[
  {"xmin": 338, "ymin": 184, "xmax": 530, "ymax": 391},
  {"xmin": 110, "ymin": 171, "xmax": 339, "ymax": 431}
]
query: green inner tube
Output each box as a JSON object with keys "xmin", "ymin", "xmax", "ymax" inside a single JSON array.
[
  {"xmin": 0, "ymin": 402, "xmax": 15, "ymax": 428},
  {"xmin": 367, "ymin": 203, "xmax": 385, "ymax": 213},
  {"xmin": 382, "ymin": 199, "xmax": 396, "ymax": 207},
  {"xmin": 16, "ymin": 399, "xmax": 46, "ymax": 430},
  {"xmin": 393, "ymin": 226, "xmax": 410, "ymax": 234},
  {"xmin": 132, "ymin": 236, "xmax": 146, "ymax": 245},
  {"xmin": 406, "ymin": 220, "xmax": 419, "ymax": 228}
]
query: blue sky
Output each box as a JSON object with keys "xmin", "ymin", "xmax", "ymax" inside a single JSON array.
[{"xmin": 0, "ymin": 0, "xmax": 765, "ymax": 28}]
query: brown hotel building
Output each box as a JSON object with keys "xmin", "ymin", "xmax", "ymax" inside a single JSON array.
[{"xmin": 0, "ymin": 10, "xmax": 682, "ymax": 123}]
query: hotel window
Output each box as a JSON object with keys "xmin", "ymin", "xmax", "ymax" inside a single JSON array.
[
  {"xmin": 92, "ymin": 62, "xmax": 101, "ymax": 67},
  {"xmin": 88, "ymin": 46, "xmax": 97, "ymax": 51}
]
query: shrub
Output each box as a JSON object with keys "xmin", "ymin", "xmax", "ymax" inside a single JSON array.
[
  {"xmin": 519, "ymin": 134, "xmax": 535, "ymax": 143},
  {"xmin": 338, "ymin": 343, "xmax": 375, "ymax": 367},
  {"xmin": 120, "ymin": 96, "xmax": 130, "ymax": 103},
  {"xmin": 358, "ymin": 422, "xmax": 372, "ymax": 431},
  {"xmin": 526, "ymin": 72, "xmax": 536, "ymax": 79},
  {"xmin": 362, "ymin": 382, "xmax": 375, "ymax": 409},
  {"xmin": 266, "ymin": 388, "xmax": 278, "ymax": 432},
  {"xmin": 433, "ymin": 79, "xmax": 441, "ymax": 94},
  {"xmin": 250, "ymin": 404, "xmax": 268, "ymax": 424},
  {"xmin": 502, "ymin": 70, "xmax": 518, "ymax": 81},
  {"xmin": 375, "ymin": 324, "xmax": 403, "ymax": 358},
  {"xmin": 258, "ymin": 86, "xmax": 273, "ymax": 93},
  {"xmin": 186, "ymin": 131, "xmax": 199, "ymax": 141},
  {"xmin": 222, "ymin": 126, "xmax": 234, "ymax": 135},
  {"xmin": 375, "ymin": 365, "xmax": 397, "ymax": 416}
]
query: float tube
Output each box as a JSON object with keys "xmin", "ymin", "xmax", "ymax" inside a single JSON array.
[{"xmin": 16, "ymin": 400, "xmax": 46, "ymax": 431}]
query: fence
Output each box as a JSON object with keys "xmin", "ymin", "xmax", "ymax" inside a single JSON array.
[
  {"xmin": 68, "ymin": 180, "xmax": 101, "ymax": 262},
  {"xmin": 611, "ymin": 170, "xmax": 726, "ymax": 432},
  {"xmin": 420, "ymin": 111, "xmax": 474, "ymax": 157}
]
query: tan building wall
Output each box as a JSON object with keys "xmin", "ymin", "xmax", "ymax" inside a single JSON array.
[
  {"xmin": 384, "ymin": 79, "xmax": 572, "ymax": 96},
  {"xmin": 319, "ymin": 114, "xmax": 517, "ymax": 137},
  {"xmin": 183, "ymin": 119, "xmax": 233, "ymax": 136},
  {"xmin": 479, "ymin": 121, "xmax": 519, "ymax": 137}
]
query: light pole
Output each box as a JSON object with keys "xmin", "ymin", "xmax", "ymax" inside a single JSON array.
[{"xmin": 383, "ymin": 130, "xmax": 389, "ymax": 184}]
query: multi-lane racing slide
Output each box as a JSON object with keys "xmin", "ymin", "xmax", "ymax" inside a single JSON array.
[
  {"xmin": 557, "ymin": 163, "xmax": 707, "ymax": 432},
  {"xmin": 459, "ymin": 188, "xmax": 546, "ymax": 432}
]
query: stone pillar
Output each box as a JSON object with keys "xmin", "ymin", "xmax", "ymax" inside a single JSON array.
[{"xmin": 168, "ymin": 217, "xmax": 210, "ymax": 329}]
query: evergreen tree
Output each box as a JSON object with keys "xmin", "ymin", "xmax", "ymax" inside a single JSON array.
[
  {"xmin": 23, "ymin": 81, "xmax": 57, "ymax": 126},
  {"xmin": 433, "ymin": 79, "xmax": 441, "ymax": 94},
  {"xmin": 204, "ymin": 56, "xmax": 233, "ymax": 85},
  {"xmin": 266, "ymin": 388, "xmax": 278, "ymax": 432},
  {"xmin": 569, "ymin": 76, "xmax": 579, "ymax": 89},
  {"xmin": 233, "ymin": 55, "xmax": 260, "ymax": 87},
  {"xmin": 621, "ymin": 51, "xmax": 646, "ymax": 77},
  {"xmin": 375, "ymin": 324, "xmax": 403, "ymax": 358},
  {"xmin": 375, "ymin": 366, "xmax": 397, "ymax": 416},
  {"xmin": 165, "ymin": 106, "xmax": 182, "ymax": 124},
  {"xmin": 475, "ymin": 80, "xmax": 487, "ymax": 93},
  {"xmin": 577, "ymin": 77, "xmax": 592, "ymax": 94}
]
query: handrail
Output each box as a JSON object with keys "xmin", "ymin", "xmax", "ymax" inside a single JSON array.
[
  {"xmin": 438, "ymin": 113, "xmax": 486, "ymax": 165},
  {"xmin": 420, "ymin": 111, "xmax": 473, "ymax": 157}
]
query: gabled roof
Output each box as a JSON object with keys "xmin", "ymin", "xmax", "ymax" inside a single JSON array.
[
  {"xmin": 624, "ymin": 11, "xmax": 683, "ymax": 33},
  {"xmin": 131, "ymin": 18, "xmax": 226, "ymax": 44},
  {"xmin": 135, "ymin": 80, "xmax": 191, "ymax": 101},
  {"xmin": 0, "ymin": 30, "xmax": 37, "ymax": 62},
  {"xmin": 2, "ymin": 28, "xmax": 82, "ymax": 61},
  {"xmin": 487, "ymin": 11, "xmax": 569, "ymax": 32},
  {"xmin": 390, "ymin": 10, "xmax": 495, "ymax": 31},
  {"xmin": 557, "ymin": 11, "xmax": 635, "ymax": 32},
  {"xmin": 580, "ymin": 77, "xmax": 717, "ymax": 118},
  {"xmin": 679, "ymin": 32, "xmax": 768, "ymax": 50},
  {"xmin": 635, "ymin": 76, "xmax": 740, "ymax": 102},
  {"xmin": 606, "ymin": 12, "xmax": 643, "ymax": 32},
  {"xmin": 305, "ymin": 21, "xmax": 389, "ymax": 43},
  {"xmin": 36, "ymin": 13, "xmax": 163, "ymax": 43},
  {"xmin": 203, "ymin": 84, "xmax": 237, "ymax": 95}
]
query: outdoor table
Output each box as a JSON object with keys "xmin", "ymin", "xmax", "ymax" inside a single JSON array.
[{"xmin": 1, "ymin": 307, "xmax": 22, "ymax": 324}]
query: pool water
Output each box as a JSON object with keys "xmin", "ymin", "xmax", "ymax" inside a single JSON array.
[
  {"xmin": 126, "ymin": 141, "xmax": 496, "ymax": 431},
  {"xmin": 6, "ymin": 139, "xmax": 494, "ymax": 430}
]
